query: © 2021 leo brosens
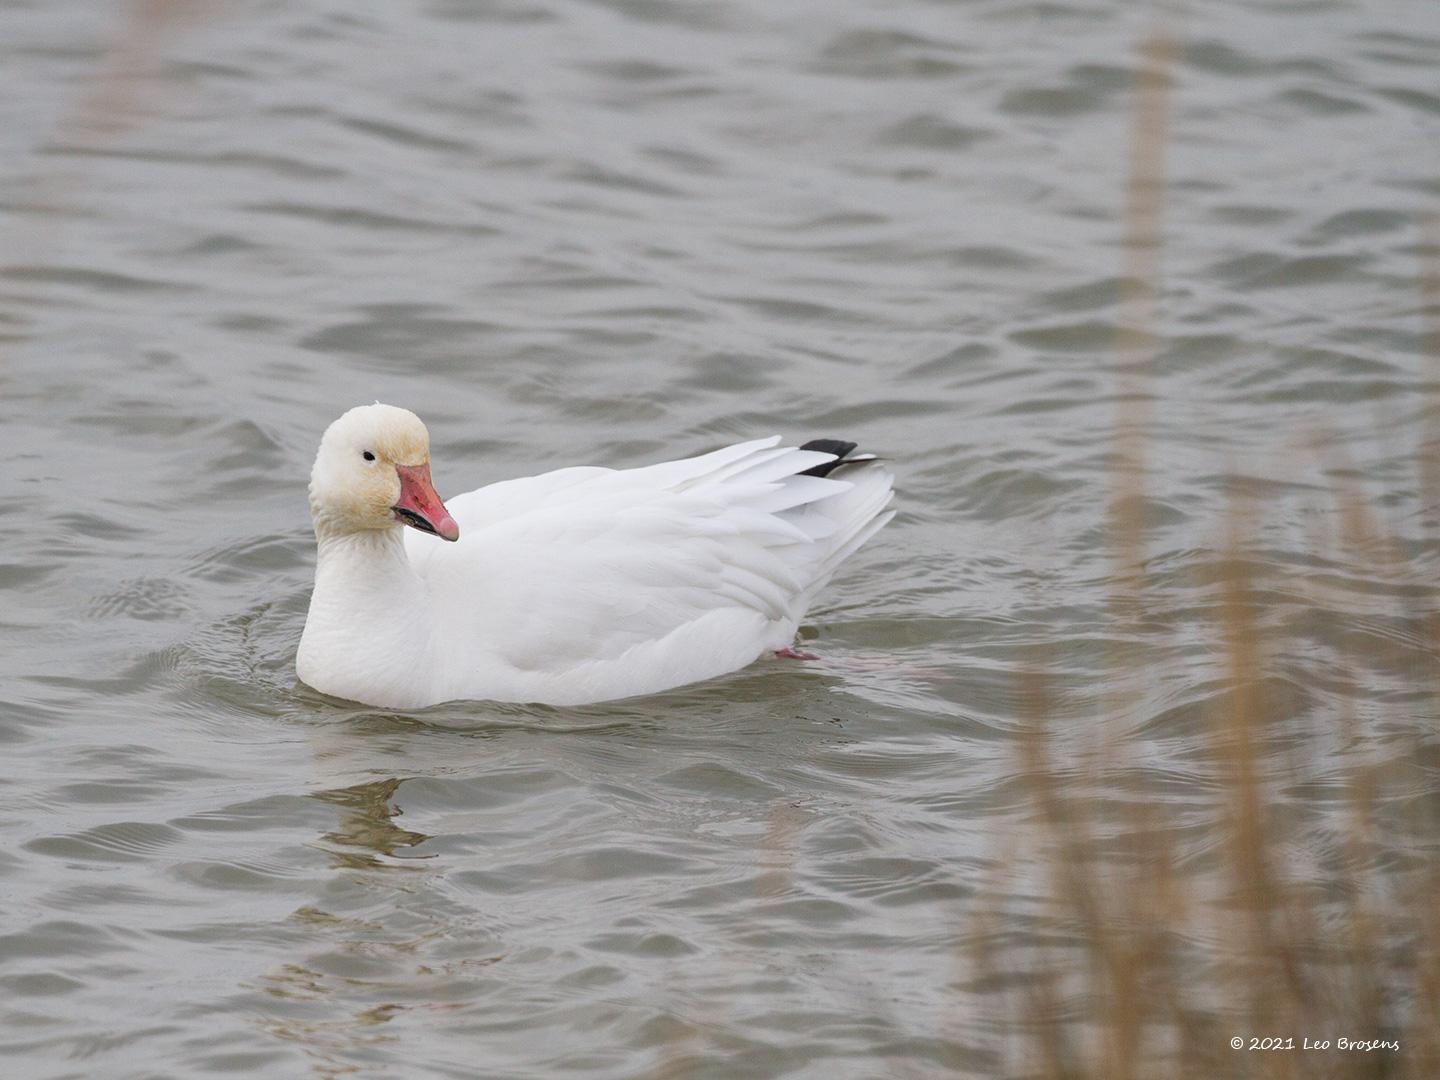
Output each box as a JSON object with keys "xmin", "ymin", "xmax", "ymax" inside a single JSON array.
[{"xmin": 1236, "ymin": 1037, "xmax": 1401, "ymax": 1052}]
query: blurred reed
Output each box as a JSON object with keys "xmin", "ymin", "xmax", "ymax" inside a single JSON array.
[
  {"xmin": 3, "ymin": 0, "xmax": 210, "ymax": 281},
  {"xmin": 984, "ymin": 464, "xmax": 1440, "ymax": 1079},
  {"xmin": 971, "ymin": 27, "xmax": 1440, "ymax": 1080}
]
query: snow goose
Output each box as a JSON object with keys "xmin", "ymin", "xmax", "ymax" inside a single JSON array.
[{"xmin": 296, "ymin": 403, "xmax": 894, "ymax": 708}]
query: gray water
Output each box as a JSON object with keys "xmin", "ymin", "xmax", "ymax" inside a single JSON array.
[{"xmin": 2, "ymin": 0, "xmax": 1438, "ymax": 1077}]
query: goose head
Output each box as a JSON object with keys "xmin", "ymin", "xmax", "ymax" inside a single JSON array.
[{"xmin": 309, "ymin": 403, "xmax": 459, "ymax": 542}]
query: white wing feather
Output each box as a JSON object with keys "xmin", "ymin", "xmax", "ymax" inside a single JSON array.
[{"xmin": 402, "ymin": 437, "xmax": 893, "ymax": 705}]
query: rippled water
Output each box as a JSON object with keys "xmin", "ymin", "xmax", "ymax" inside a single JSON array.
[{"xmin": 2, "ymin": 0, "xmax": 1438, "ymax": 1076}]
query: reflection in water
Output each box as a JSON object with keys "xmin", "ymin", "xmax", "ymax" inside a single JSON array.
[
  {"xmin": 250, "ymin": 774, "xmax": 469, "ymax": 1077},
  {"xmin": 256, "ymin": 963, "xmax": 401, "ymax": 1080},
  {"xmin": 252, "ymin": 778, "xmax": 423, "ymax": 1075},
  {"xmin": 310, "ymin": 778, "xmax": 433, "ymax": 869}
]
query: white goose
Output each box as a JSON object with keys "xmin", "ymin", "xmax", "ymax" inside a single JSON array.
[{"xmin": 296, "ymin": 403, "xmax": 894, "ymax": 708}]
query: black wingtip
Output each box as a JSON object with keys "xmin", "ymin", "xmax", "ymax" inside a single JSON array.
[{"xmin": 799, "ymin": 438, "xmax": 860, "ymax": 478}]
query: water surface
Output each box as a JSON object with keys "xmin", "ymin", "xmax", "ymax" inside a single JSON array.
[{"xmin": 1, "ymin": 0, "xmax": 1438, "ymax": 1076}]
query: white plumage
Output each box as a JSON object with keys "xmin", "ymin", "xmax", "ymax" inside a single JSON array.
[{"xmin": 297, "ymin": 405, "xmax": 894, "ymax": 709}]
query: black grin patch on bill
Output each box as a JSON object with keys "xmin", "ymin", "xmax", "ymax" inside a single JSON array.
[{"xmin": 393, "ymin": 507, "xmax": 438, "ymax": 535}]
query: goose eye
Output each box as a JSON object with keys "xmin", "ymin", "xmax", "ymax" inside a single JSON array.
[{"xmin": 362, "ymin": 450, "xmax": 376, "ymax": 462}]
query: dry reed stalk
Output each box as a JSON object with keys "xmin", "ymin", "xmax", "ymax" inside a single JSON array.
[
  {"xmin": 992, "ymin": 28, "xmax": 1185, "ymax": 1080},
  {"xmin": 1108, "ymin": 26, "xmax": 1177, "ymax": 600},
  {"xmin": 1417, "ymin": 216, "xmax": 1440, "ymax": 711},
  {"xmin": 754, "ymin": 799, "xmax": 805, "ymax": 898},
  {"xmin": 1094, "ymin": 30, "xmax": 1178, "ymax": 1076},
  {"xmin": 1003, "ymin": 468, "xmax": 1438, "ymax": 1077},
  {"xmin": 1419, "ymin": 215, "xmax": 1440, "ymax": 534},
  {"xmin": 71, "ymin": 0, "xmax": 208, "ymax": 138},
  {"xmin": 986, "ymin": 21, "xmax": 1440, "ymax": 1080},
  {"xmin": 1017, "ymin": 648, "xmax": 1189, "ymax": 1080},
  {"xmin": 1408, "ymin": 215, "xmax": 1440, "ymax": 1079},
  {"xmin": 0, "ymin": 0, "xmax": 211, "ymax": 318},
  {"xmin": 646, "ymin": 1012, "xmax": 698, "ymax": 1080},
  {"xmin": 962, "ymin": 866, "xmax": 1013, "ymax": 1072},
  {"xmin": 1095, "ymin": 33, "xmax": 1177, "ymax": 880}
]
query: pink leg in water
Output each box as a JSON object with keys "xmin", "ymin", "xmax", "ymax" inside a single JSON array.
[{"xmin": 775, "ymin": 645, "xmax": 820, "ymax": 660}]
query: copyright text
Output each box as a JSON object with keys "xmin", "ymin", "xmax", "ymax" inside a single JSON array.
[{"xmin": 1230, "ymin": 1037, "xmax": 1399, "ymax": 1052}]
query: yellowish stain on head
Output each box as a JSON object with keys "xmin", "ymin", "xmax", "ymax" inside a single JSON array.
[
  {"xmin": 333, "ymin": 402, "xmax": 431, "ymax": 466},
  {"xmin": 309, "ymin": 403, "xmax": 436, "ymax": 538}
]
